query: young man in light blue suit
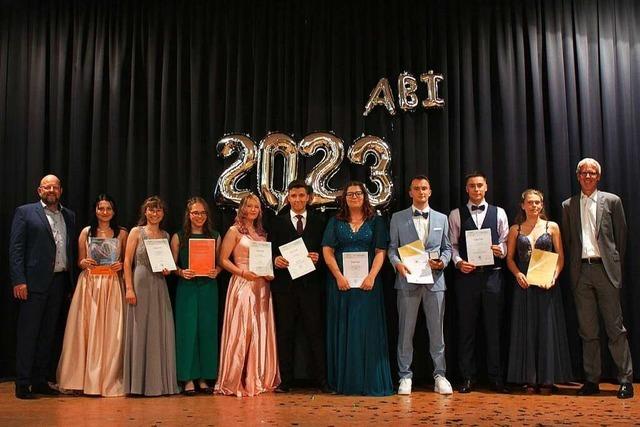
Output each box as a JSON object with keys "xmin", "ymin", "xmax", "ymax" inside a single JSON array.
[{"xmin": 388, "ymin": 175, "xmax": 452, "ymax": 395}]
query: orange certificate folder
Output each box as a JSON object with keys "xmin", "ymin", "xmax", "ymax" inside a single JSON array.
[{"xmin": 189, "ymin": 239, "xmax": 216, "ymax": 276}]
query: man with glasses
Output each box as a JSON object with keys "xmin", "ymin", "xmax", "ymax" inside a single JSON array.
[
  {"xmin": 388, "ymin": 175, "xmax": 452, "ymax": 395},
  {"xmin": 268, "ymin": 180, "xmax": 330, "ymax": 393},
  {"xmin": 9, "ymin": 174, "xmax": 76, "ymax": 399},
  {"xmin": 562, "ymin": 158, "xmax": 633, "ymax": 399}
]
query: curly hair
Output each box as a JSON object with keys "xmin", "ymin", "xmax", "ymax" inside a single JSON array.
[
  {"xmin": 335, "ymin": 181, "xmax": 375, "ymax": 222},
  {"xmin": 233, "ymin": 194, "xmax": 267, "ymax": 237}
]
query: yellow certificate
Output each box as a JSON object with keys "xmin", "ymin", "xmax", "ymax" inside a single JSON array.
[{"xmin": 526, "ymin": 248, "xmax": 559, "ymax": 289}]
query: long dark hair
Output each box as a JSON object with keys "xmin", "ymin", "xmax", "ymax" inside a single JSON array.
[
  {"xmin": 335, "ymin": 181, "xmax": 375, "ymax": 222},
  {"xmin": 181, "ymin": 197, "xmax": 215, "ymax": 246},
  {"xmin": 137, "ymin": 195, "xmax": 167, "ymax": 228},
  {"xmin": 233, "ymin": 194, "xmax": 266, "ymax": 237},
  {"xmin": 514, "ymin": 188, "xmax": 548, "ymax": 224},
  {"xmin": 88, "ymin": 194, "xmax": 120, "ymax": 237}
]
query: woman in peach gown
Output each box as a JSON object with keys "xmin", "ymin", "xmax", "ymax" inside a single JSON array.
[
  {"xmin": 215, "ymin": 194, "xmax": 280, "ymax": 396},
  {"xmin": 57, "ymin": 194, "xmax": 128, "ymax": 396}
]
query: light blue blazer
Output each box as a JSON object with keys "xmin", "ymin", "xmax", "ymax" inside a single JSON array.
[{"xmin": 388, "ymin": 207, "xmax": 452, "ymax": 291}]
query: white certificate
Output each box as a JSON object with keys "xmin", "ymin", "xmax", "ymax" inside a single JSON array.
[
  {"xmin": 398, "ymin": 240, "xmax": 434, "ymax": 284},
  {"xmin": 278, "ymin": 238, "xmax": 316, "ymax": 280},
  {"xmin": 145, "ymin": 239, "xmax": 177, "ymax": 272},
  {"xmin": 465, "ymin": 229, "xmax": 494, "ymax": 266},
  {"xmin": 249, "ymin": 241, "xmax": 274, "ymax": 277},
  {"xmin": 342, "ymin": 252, "xmax": 369, "ymax": 288}
]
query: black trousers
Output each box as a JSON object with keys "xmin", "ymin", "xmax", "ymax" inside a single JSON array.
[
  {"xmin": 455, "ymin": 269, "xmax": 504, "ymax": 382},
  {"xmin": 15, "ymin": 272, "xmax": 67, "ymax": 387},
  {"xmin": 272, "ymin": 287, "xmax": 326, "ymax": 386}
]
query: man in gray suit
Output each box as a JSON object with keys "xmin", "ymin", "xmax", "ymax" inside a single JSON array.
[
  {"xmin": 388, "ymin": 175, "xmax": 452, "ymax": 395},
  {"xmin": 562, "ymin": 158, "xmax": 633, "ymax": 399}
]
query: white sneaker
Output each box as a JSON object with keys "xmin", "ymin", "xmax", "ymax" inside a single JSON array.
[
  {"xmin": 434, "ymin": 375, "xmax": 453, "ymax": 395},
  {"xmin": 398, "ymin": 378, "xmax": 412, "ymax": 395}
]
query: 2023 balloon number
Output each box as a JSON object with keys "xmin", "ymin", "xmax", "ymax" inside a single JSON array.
[{"xmin": 215, "ymin": 132, "xmax": 393, "ymax": 212}]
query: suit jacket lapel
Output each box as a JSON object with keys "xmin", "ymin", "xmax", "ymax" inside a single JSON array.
[
  {"xmin": 404, "ymin": 208, "xmax": 421, "ymax": 243},
  {"xmin": 36, "ymin": 203, "xmax": 55, "ymax": 241},
  {"xmin": 595, "ymin": 193, "xmax": 604, "ymax": 239}
]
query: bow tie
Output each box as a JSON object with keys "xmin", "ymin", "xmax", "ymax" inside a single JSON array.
[
  {"xmin": 413, "ymin": 210, "xmax": 429, "ymax": 219},
  {"xmin": 471, "ymin": 205, "xmax": 485, "ymax": 212}
]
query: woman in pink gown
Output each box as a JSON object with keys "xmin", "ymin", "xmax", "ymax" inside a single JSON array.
[
  {"xmin": 57, "ymin": 194, "xmax": 128, "ymax": 396},
  {"xmin": 215, "ymin": 194, "xmax": 280, "ymax": 397}
]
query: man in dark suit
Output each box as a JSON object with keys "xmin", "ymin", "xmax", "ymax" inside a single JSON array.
[
  {"xmin": 448, "ymin": 171, "xmax": 510, "ymax": 394},
  {"xmin": 562, "ymin": 158, "xmax": 633, "ymax": 399},
  {"xmin": 269, "ymin": 180, "xmax": 329, "ymax": 393},
  {"xmin": 9, "ymin": 174, "xmax": 76, "ymax": 399}
]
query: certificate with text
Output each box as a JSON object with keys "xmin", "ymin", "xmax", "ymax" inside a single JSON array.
[
  {"xmin": 279, "ymin": 238, "xmax": 316, "ymax": 280},
  {"xmin": 249, "ymin": 241, "xmax": 274, "ymax": 277},
  {"xmin": 342, "ymin": 252, "xmax": 369, "ymax": 288},
  {"xmin": 398, "ymin": 240, "xmax": 434, "ymax": 284},
  {"xmin": 189, "ymin": 239, "xmax": 216, "ymax": 276},
  {"xmin": 465, "ymin": 229, "xmax": 494, "ymax": 266},
  {"xmin": 145, "ymin": 239, "xmax": 177, "ymax": 272}
]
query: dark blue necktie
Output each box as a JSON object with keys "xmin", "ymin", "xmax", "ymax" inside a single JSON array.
[
  {"xmin": 471, "ymin": 205, "xmax": 485, "ymax": 212},
  {"xmin": 413, "ymin": 210, "xmax": 429, "ymax": 219}
]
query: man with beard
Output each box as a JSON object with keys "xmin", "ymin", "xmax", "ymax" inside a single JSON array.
[{"xmin": 9, "ymin": 174, "xmax": 76, "ymax": 399}]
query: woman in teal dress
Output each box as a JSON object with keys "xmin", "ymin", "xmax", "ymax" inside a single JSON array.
[
  {"xmin": 322, "ymin": 181, "xmax": 393, "ymax": 396},
  {"xmin": 170, "ymin": 197, "xmax": 222, "ymax": 395}
]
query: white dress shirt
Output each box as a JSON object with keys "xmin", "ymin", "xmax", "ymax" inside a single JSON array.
[
  {"xmin": 411, "ymin": 205, "xmax": 430, "ymax": 244},
  {"xmin": 448, "ymin": 200, "xmax": 509, "ymax": 266},
  {"xmin": 580, "ymin": 190, "xmax": 601, "ymax": 258},
  {"xmin": 290, "ymin": 209, "xmax": 307, "ymax": 231}
]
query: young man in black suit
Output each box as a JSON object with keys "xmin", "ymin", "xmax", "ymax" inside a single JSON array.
[{"xmin": 269, "ymin": 180, "xmax": 330, "ymax": 393}]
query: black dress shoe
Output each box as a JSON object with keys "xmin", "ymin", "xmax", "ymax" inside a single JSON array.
[
  {"xmin": 617, "ymin": 382, "xmax": 634, "ymax": 399},
  {"xmin": 489, "ymin": 381, "xmax": 511, "ymax": 394},
  {"xmin": 459, "ymin": 378, "xmax": 473, "ymax": 393},
  {"xmin": 15, "ymin": 385, "xmax": 37, "ymax": 400},
  {"xmin": 31, "ymin": 383, "xmax": 60, "ymax": 396},
  {"xmin": 275, "ymin": 384, "xmax": 290, "ymax": 393},
  {"xmin": 320, "ymin": 381, "xmax": 334, "ymax": 394},
  {"xmin": 577, "ymin": 381, "xmax": 600, "ymax": 396}
]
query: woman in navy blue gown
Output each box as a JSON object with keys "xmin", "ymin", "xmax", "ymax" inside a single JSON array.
[
  {"xmin": 506, "ymin": 189, "xmax": 573, "ymax": 393},
  {"xmin": 322, "ymin": 181, "xmax": 393, "ymax": 396}
]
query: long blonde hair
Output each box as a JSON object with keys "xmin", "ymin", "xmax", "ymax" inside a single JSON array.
[{"xmin": 233, "ymin": 194, "xmax": 266, "ymax": 237}]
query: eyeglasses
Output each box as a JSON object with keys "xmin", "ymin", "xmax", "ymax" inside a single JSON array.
[
  {"xmin": 39, "ymin": 185, "xmax": 61, "ymax": 191},
  {"xmin": 146, "ymin": 208, "xmax": 164, "ymax": 214},
  {"xmin": 189, "ymin": 211, "xmax": 207, "ymax": 217},
  {"xmin": 345, "ymin": 191, "xmax": 364, "ymax": 198},
  {"xmin": 579, "ymin": 171, "xmax": 599, "ymax": 178}
]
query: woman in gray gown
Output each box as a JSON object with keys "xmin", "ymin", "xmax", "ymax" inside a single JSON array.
[{"xmin": 122, "ymin": 196, "xmax": 179, "ymax": 396}]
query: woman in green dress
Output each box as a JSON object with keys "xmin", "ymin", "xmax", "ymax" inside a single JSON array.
[{"xmin": 170, "ymin": 197, "xmax": 222, "ymax": 395}]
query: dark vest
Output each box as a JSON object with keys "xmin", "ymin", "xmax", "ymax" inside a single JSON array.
[{"xmin": 458, "ymin": 204, "xmax": 503, "ymax": 268}]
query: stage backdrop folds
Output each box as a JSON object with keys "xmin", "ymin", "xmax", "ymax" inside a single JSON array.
[{"xmin": 1, "ymin": 0, "xmax": 639, "ymax": 382}]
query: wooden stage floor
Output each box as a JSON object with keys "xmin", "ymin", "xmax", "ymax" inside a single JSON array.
[{"xmin": 0, "ymin": 381, "xmax": 637, "ymax": 426}]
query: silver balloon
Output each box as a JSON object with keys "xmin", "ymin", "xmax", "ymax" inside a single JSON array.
[
  {"xmin": 347, "ymin": 135, "xmax": 394, "ymax": 208},
  {"xmin": 257, "ymin": 133, "xmax": 298, "ymax": 213},
  {"xmin": 420, "ymin": 70, "xmax": 445, "ymax": 109},
  {"xmin": 363, "ymin": 77, "xmax": 396, "ymax": 116},
  {"xmin": 299, "ymin": 132, "xmax": 345, "ymax": 206},
  {"xmin": 215, "ymin": 134, "xmax": 257, "ymax": 207},
  {"xmin": 398, "ymin": 72, "xmax": 419, "ymax": 111}
]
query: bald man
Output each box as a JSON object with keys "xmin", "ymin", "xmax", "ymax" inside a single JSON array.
[{"xmin": 9, "ymin": 175, "xmax": 76, "ymax": 399}]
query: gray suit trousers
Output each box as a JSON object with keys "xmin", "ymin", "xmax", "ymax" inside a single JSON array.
[
  {"xmin": 573, "ymin": 263, "xmax": 633, "ymax": 383},
  {"xmin": 397, "ymin": 287, "xmax": 446, "ymax": 379}
]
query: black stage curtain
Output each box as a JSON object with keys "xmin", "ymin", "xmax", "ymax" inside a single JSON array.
[{"xmin": 2, "ymin": 0, "xmax": 639, "ymax": 383}]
